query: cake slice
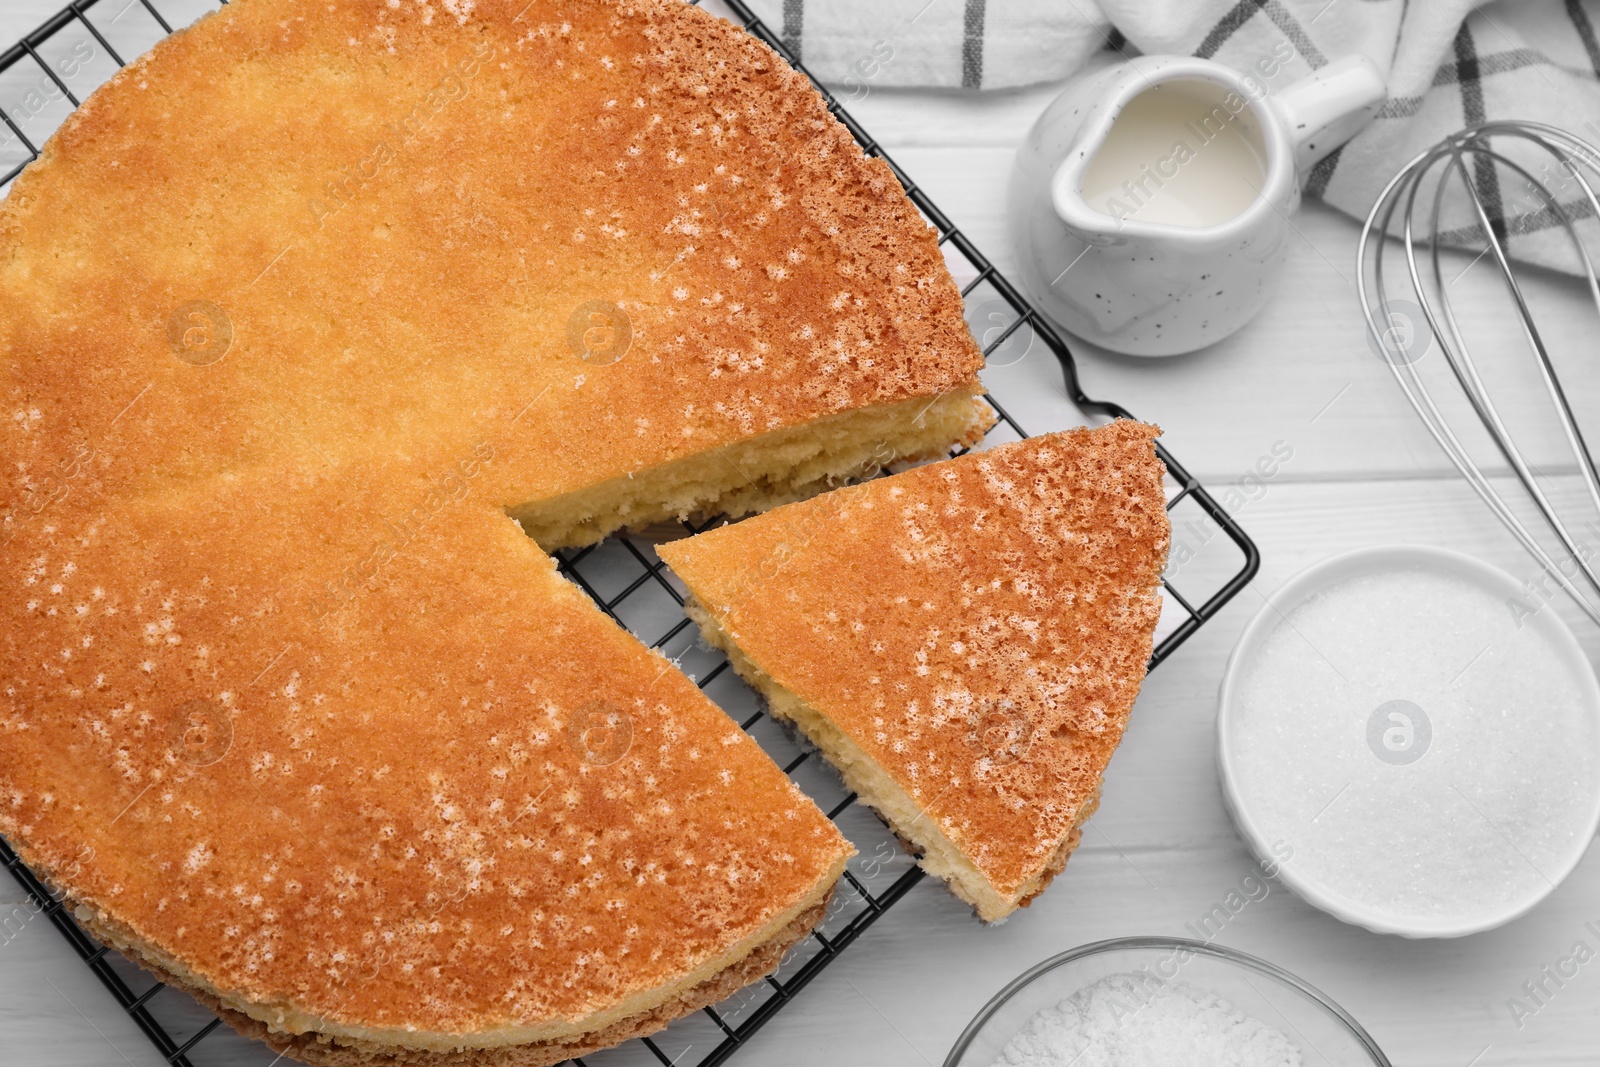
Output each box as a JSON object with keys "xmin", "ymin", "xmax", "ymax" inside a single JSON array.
[{"xmin": 658, "ymin": 423, "xmax": 1172, "ymax": 921}]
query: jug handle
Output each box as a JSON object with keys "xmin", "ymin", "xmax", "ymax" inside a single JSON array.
[{"xmin": 1271, "ymin": 54, "xmax": 1387, "ymax": 175}]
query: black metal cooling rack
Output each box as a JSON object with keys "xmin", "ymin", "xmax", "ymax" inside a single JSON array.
[{"xmin": 0, "ymin": 1, "xmax": 1259, "ymax": 1065}]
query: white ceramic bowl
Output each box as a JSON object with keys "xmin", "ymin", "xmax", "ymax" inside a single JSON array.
[
  {"xmin": 943, "ymin": 937, "xmax": 1390, "ymax": 1067},
  {"xmin": 1217, "ymin": 545, "xmax": 1600, "ymax": 938}
]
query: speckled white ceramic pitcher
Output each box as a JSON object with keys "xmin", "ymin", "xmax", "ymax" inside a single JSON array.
[{"xmin": 1009, "ymin": 53, "xmax": 1385, "ymax": 357}]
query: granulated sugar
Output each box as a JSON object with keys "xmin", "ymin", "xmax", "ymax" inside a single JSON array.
[
  {"xmin": 992, "ymin": 973, "xmax": 1300, "ymax": 1066},
  {"xmin": 1231, "ymin": 566, "xmax": 1599, "ymax": 926}
]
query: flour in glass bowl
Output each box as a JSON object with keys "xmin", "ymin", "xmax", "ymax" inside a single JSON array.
[
  {"xmin": 991, "ymin": 973, "xmax": 1300, "ymax": 1067},
  {"xmin": 1230, "ymin": 566, "xmax": 1600, "ymax": 927}
]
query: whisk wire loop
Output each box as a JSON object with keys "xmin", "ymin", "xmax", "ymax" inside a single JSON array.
[{"xmin": 1358, "ymin": 121, "xmax": 1600, "ymax": 627}]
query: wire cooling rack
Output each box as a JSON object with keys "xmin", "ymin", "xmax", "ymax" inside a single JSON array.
[{"xmin": 0, "ymin": 1, "xmax": 1259, "ymax": 1065}]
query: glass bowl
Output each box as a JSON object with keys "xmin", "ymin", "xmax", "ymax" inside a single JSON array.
[{"xmin": 943, "ymin": 937, "xmax": 1390, "ymax": 1067}]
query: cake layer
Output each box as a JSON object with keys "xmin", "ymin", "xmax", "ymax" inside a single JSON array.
[
  {"xmin": 104, "ymin": 892, "xmax": 831, "ymax": 1066},
  {"xmin": 659, "ymin": 424, "xmax": 1171, "ymax": 921},
  {"xmin": 516, "ymin": 391, "xmax": 991, "ymax": 549},
  {"xmin": 0, "ymin": 0, "xmax": 988, "ymax": 528},
  {"xmin": 5, "ymin": 471, "xmax": 853, "ymax": 1050},
  {"xmin": 0, "ymin": 0, "xmax": 999, "ymax": 1056}
]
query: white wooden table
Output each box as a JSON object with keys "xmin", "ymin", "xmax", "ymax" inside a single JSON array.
[{"xmin": 5, "ymin": 3, "xmax": 1600, "ymax": 1065}]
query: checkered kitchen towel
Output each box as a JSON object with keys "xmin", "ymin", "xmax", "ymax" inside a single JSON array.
[{"xmin": 746, "ymin": 0, "xmax": 1600, "ymax": 274}]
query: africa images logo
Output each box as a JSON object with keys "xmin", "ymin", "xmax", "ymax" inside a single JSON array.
[
  {"xmin": 1366, "ymin": 699, "xmax": 1431, "ymax": 766},
  {"xmin": 567, "ymin": 300, "xmax": 632, "ymax": 365},
  {"xmin": 565, "ymin": 701, "xmax": 633, "ymax": 767},
  {"xmin": 165, "ymin": 699, "xmax": 234, "ymax": 767},
  {"xmin": 166, "ymin": 301, "xmax": 233, "ymax": 366}
]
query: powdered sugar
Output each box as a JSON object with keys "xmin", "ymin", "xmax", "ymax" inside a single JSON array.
[{"xmin": 993, "ymin": 973, "xmax": 1300, "ymax": 1066}]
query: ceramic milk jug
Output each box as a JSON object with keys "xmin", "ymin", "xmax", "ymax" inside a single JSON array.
[{"xmin": 1009, "ymin": 53, "xmax": 1386, "ymax": 357}]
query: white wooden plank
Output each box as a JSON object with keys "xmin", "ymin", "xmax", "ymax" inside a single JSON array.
[{"xmin": 0, "ymin": 916, "xmax": 164, "ymax": 1066}]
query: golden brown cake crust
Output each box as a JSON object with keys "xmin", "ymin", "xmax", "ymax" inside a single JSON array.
[
  {"xmin": 5, "ymin": 471, "xmax": 853, "ymax": 1049},
  {"xmin": 0, "ymin": 0, "xmax": 1006, "ymax": 1055},
  {"xmin": 81, "ymin": 893, "xmax": 828, "ymax": 1066},
  {"xmin": 0, "ymin": 0, "xmax": 984, "ymax": 513},
  {"xmin": 658, "ymin": 423, "xmax": 1171, "ymax": 911}
]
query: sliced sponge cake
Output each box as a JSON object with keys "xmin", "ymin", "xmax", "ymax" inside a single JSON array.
[
  {"xmin": 0, "ymin": 0, "xmax": 999, "ymax": 1061},
  {"xmin": 659, "ymin": 423, "xmax": 1171, "ymax": 921}
]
